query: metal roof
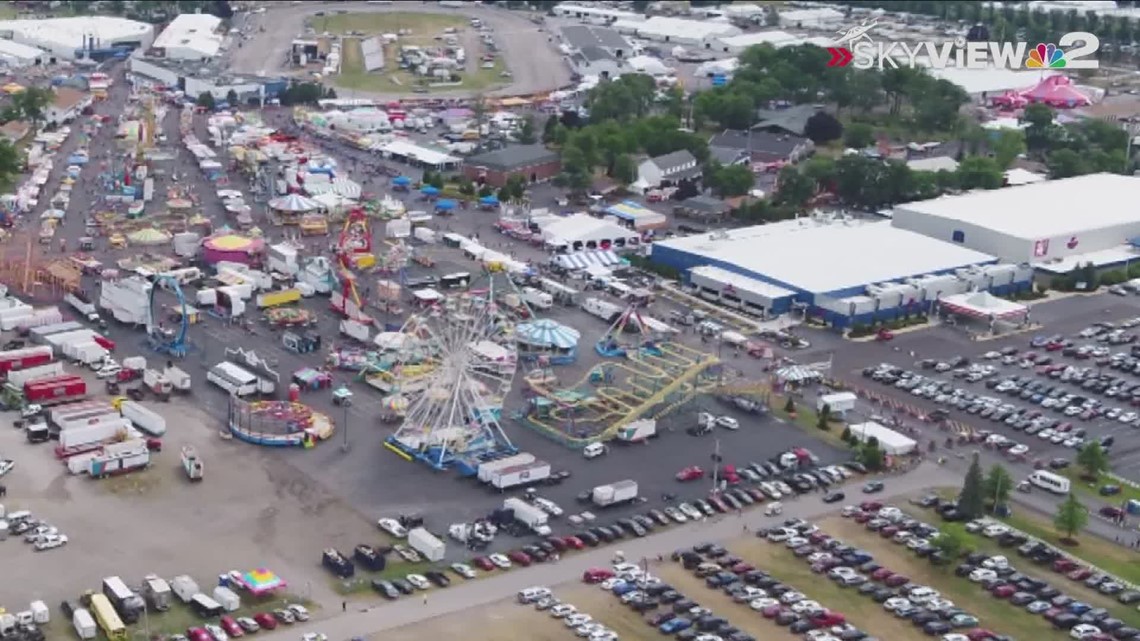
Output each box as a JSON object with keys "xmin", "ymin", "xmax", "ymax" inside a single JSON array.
[
  {"xmin": 465, "ymin": 145, "xmax": 559, "ymax": 171},
  {"xmin": 561, "ymin": 25, "xmax": 630, "ymax": 52}
]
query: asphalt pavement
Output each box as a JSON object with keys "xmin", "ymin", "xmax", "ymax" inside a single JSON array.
[
  {"xmin": 230, "ymin": 2, "xmax": 570, "ymax": 99},
  {"xmin": 255, "ymin": 462, "xmax": 964, "ymax": 641}
]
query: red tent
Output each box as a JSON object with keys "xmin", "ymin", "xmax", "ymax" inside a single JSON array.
[{"xmin": 1018, "ymin": 75, "xmax": 1091, "ymax": 108}]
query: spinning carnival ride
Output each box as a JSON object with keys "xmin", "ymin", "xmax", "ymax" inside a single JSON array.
[
  {"xmin": 385, "ymin": 286, "xmax": 520, "ymax": 469},
  {"xmin": 146, "ymin": 275, "xmax": 190, "ymax": 357},
  {"xmin": 330, "ymin": 208, "xmax": 374, "ymax": 323}
]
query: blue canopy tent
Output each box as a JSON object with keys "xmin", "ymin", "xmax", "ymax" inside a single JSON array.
[
  {"xmin": 420, "ymin": 185, "xmax": 440, "ymax": 197},
  {"xmin": 392, "ymin": 176, "xmax": 411, "ymax": 191},
  {"xmin": 516, "ymin": 319, "xmax": 581, "ymax": 365},
  {"xmin": 479, "ymin": 195, "xmax": 499, "ymax": 210},
  {"xmin": 435, "ymin": 199, "xmax": 457, "ymax": 213}
]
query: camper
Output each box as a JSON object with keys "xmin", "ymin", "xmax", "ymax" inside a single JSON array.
[
  {"xmin": 581, "ymin": 298, "xmax": 622, "ymax": 323},
  {"xmin": 211, "ymin": 586, "xmax": 240, "ymax": 612},
  {"xmin": 142, "ymin": 575, "xmax": 172, "ymax": 611},
  {"xmin": 170, "ymin": 575, "xmax": 199, "ymax": 604},
  {"xmin": 188, "ymin": 594, "xmax": 223, "ymax": 618}
]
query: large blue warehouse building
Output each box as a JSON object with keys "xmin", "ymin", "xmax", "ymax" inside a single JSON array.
[{"xmin": 650, "ymin": 218, "xmax": 1034, "ymax": 327}]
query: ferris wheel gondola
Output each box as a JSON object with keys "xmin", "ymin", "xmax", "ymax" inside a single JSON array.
[{"xmin": 146, "ymin": 274, "xmax": 190, "ymax": 358}]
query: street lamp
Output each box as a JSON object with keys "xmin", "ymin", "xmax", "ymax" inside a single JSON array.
[{"xmin": 341, "ymin": 401, "xmax": 350, "ymax": 452}]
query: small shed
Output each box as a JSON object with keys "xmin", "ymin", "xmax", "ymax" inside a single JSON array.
[
  {"xmin": 675, "ymin": 195, "xmax": 731, "ymax": 222},
  {"xmin": 816, "ymin": 391, "xmax": 856, "ymax": 416}
]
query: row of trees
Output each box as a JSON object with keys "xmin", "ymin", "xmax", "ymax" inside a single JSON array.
[
  {"xmin": 695, "ymin": 47, "xmax": 970, "ymax": 137},
  {"xmin": 0, "ymin": 87, "xmax": 53, "ymax": 130},
  {"xmin": 1021, "ymin": 103, "xmax": 1132, "ymax": 178}
]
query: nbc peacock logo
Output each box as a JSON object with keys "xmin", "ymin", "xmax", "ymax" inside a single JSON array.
[{"xmin": 1026, "ymin": 43, "xmax": 1067, "ymax": 68}]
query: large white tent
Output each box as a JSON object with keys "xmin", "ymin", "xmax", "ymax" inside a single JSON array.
[
  {"xmin": 542, "ymin": 213, "xmax": 640, "ymax": 251},
  {"xmin": 849, "ymin": 421, "xmax": 917, "ymax": 456}
]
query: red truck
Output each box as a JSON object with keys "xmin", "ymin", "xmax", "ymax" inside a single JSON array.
[
  {"xmin": 91, "ymin": 334, "xmax": 116, "ymax": 351},
  {"xmin": 24, "ymin": 375, "xmax": 87, "ymax": 405},
  {"xmin": 0, "ymin": 345, "xmax": 53, "ymax": 375}
]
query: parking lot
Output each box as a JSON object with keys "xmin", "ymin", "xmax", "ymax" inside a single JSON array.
[{"xmin": 833, "ymin": 296, "xmax": 1140, "ymax": 481}]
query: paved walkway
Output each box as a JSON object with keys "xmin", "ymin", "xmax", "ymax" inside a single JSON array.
[{"xmin": 268, "ymin": 464, "xmax": 962, "ymax": 640}]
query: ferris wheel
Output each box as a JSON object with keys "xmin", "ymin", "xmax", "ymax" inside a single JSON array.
[{"xmin": 387, "ymin": 288, "xmax": 519, "ymax": 469}]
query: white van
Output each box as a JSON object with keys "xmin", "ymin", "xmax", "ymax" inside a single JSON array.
[
  {"xmin": 583, "ymin": 443, "xmax": 608, "ymax": 459},
  {"xmin": 517, "ymin": 587, "xmax": 551, "ymax": 603}
]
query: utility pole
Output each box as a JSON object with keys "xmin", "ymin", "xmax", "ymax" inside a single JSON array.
[{"xmin": 711, "ymin": 438, "xmax": 721, "ymax": 493}]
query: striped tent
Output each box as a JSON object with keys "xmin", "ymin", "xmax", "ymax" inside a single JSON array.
[{"xmin": 552, "ymin": 249, "xmax": 622, "ymax": 271}]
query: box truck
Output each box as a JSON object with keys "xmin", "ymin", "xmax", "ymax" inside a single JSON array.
[
  {"xmin": 58, "ymin": 419, "xmax": 131, "ymax": 450},
  {"xmin": 170, "ymin": 576, "xmax": 199, "ymax": 603},
  {"xmin": 24, "ymin": 375, "xmax": 86, "ymax": 405},
  {"xmin": 88, "ymin": 440, "xmax": 151, "ymax": 478},
  {"xmin": 120, "ymin": 401, "xmax": 166, "ymax": 436},
  {"xmin": 407, "ymin": 527, "xmax": 446, "ymax": 562},
  {"xmin": 29, "ymin": 321, "xmax": 84, "ymax": 342},
  {"xmin": 490, "ymin": 460, "xmax": 551, "ymax": 490},
  {"xmin": 0, "ymin": 345, "xmax": 53, "ymax": 373},
  {"xmin": 477, "ymin": 453, "xmax": 535, "ymax": 483},
  {"xmin": 581, "ymin": 298, "xmax": 623, "ymax": 323},
  {"xmin": 521, "ymin": 287, "xmax": 553, "ymax": 310},
  {"xmin": 14, "ymin": 307, "xmax": 63, "ymax": 332},
  {"xmin": 211, "ymin": 586, "xmax": 240, "ymax": 612},
  {"xmin": 255, "ymin": 288, "xmax": 301, "ymax": 309},
  {"xmin": 592, "ymin": 480, "xmax": 639, "ymax": 507},
  {"xmin": 164, "ymin": 365, "xmax": 192, "ymax": 392},
  {"xmin": 503, "ymin": 497, "xmax": 552, "ymax": 535},
  {"xmin": 65, "ymin": 292, "xmax": 102, "ymax": 324},
  {"xmin": 72, "ymin": 609, "xmax": 96, "ymax": 640},
  {"xmin": 142, "ymin": 575, "xmax": 172, "ymax": 611},
  {"xmin": 102, "ymin": 576, "xmax": 145, "ymax": 624}
]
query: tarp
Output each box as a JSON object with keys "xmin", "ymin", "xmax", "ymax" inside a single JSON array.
[
  {"xmin": 269, "ymin": 193, "xmax": 319, "ymax": 212},
  {"xmin": 392, "ymin": 176, "xmax": 411, "ymax": 186},
  {"xmin": 553, "ymin": 249, "xmax": 622, "ymax": 271},
  {"xmin": 420, "ymin": 185, "xmax": 440, "ymax": 196},
  {"xmin": 516, "ymin": 318, "xmax": 581, "ymax": 349},
  {"xmin": 479, "ymin": 195, "xmax": 499, "ymax": 205},
  {"xmin": 1018, "ymin": 75, "xmax": 1091, "ymax": 108},
  {"xmin": 435, "ymin": 199, "xmax": 456, "ymax": 211}
]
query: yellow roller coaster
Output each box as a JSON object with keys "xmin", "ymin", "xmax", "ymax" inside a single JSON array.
[{"xmin": 521, "ymin": 340, "xmax": 737, "ymax": 446}]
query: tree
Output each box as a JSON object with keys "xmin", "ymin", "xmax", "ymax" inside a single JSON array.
[
  {"xmin": 817, "ymin": 404, "xmax": 831, "ymax": 431},
  {"xmin": 1053, "ymin": 493, "xmax": 1088, "ymax": 543},
  {"xmin": 775, "ymin": 165, "xmax": 815, "ymax": 209},
  {"xmin": 956, "ymin": 156, "xmax": 1004, "ymax": 190},
  {"xmin": 803, "ymin": 111, "xmax": 843, "ymax": 144},
  {"xmin": 1046, "ymin": 148, "xmax": 1089, "ymax": 178},
  {"xmin": 611, "ymin": 154, "xmax": 637, "ymax": 185},
  {"xmin": 0, "ymin": 139, "xmax": 23, "ymax": 191},
  {"xmin": 1022, "ymin": 103, "xmax": 1056, "ymax": 151},
  {"xmin": 708, "ymin": 163, "xmax": 754, "ymax": 197},
  {"xmin": 12, "ymin": 87, "xmax": 52, "ymax": 127},
  {"xmin": 1076, "ymin": 442, "xmax": 1110, "ymax": 480},
  {"xmin": 982, "ymin": 464, "xmax": 1014, "ymax": 510},
  {"xmin": 857, "ymin": 439, "xmax": 884, "ymax": 471},
  {"xmin": 783, "ymin": 397, "xmax": 795, "ymax": 414},
  {"xmin": 843, "ymin": 123, "xmax": 875, "ymax": 149},
  {"xmin": 991, "ymin": 130, "xmax": 1026, "ymax": 169},
  {"xmin": 542, "ymin": 116, "xmax": 559, "ymax": 144},
  {"xmin": 196, "ymin": 92, "xmax": 216, "ymax": 110},
  {"xmin": 840, "ymin": 425, "xmax": 853, "ymax": 443},
  {"xmin": 518, "ymin": 116, "xmax": 536, "ymax": 144},
  {"xmin": 932, "ymin": 523, "xmax": 969, "ymax": 560},
  {"xmin": 225, "ymin": 89, "xmax": 239, "ymax": 106},
  {"xmin": 585, "ymin": 74, "xmax": 657, "ymax": 123},
  {"xmin": 958, "ymin": 454, "xmax": 986, "ymax": 519}
]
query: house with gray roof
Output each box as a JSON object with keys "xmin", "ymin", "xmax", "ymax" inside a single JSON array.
[
  {"xmin": 637, "ymin": 149, "xmax": 702, "ymax": 190},
  {"xmin": 462, "ymin": 144, "xmax": 562, "ymax": 187}
]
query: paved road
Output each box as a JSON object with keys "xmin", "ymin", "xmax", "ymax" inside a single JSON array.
[
  {"xmin": 265, "ymin": 463, "xmax": 963, "ymax": 640},
  {"xmin": 231, "ymin": 2, "xmax": 570, "ymax": 98}
]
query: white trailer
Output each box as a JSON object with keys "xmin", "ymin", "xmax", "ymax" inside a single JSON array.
[
  {"xmin": 164, "ymin": 365, "xmax": 192, "ymax": 392},
  {"xmin": 0, "ymin": 309, "xmax": 34, "ymax": 331},
  {"xmin": 267, "ymin": 243, "xmax": 300, "ymax": 276},
  {"xmin": 99, "ymin": 277, "xmax": 151, "ymax": 324},
  {"xmin": 65, "ymin": 341, "xmax": 108, "ymax": 366},
  {"xmin": 592, "ymin": 479, "xmax": 639, "ymax": 507},
  {"xmin": 7, "ymin": 362, "xmax": 65, "ymax": 387},
  {"xmin": 59, "ymin": 419, "xmax": 131, "ymax": 449},
  {"xmin": 581, "ymin": 297, "xmax": 622, "ymax": 323},
  {"xmin": 49, "ymin": 401, "xmax": 114, "ymax": 425},
  {"xmin": 503, "ymin": 497, "xmax": 551, "ymax": 535},
  {"xmin": 65, "ymin": 292, "xmax": 102, "ymax": 323},
  {"xmin": 521, "ymin": 287, "xmax": 553, "ymax": 310},
  {"xmin": 407, "ymin": 527, "xmax": 446, "ymax": 562},
  {"xmin": 490, "ymin": 461, "xmax": 551, "ymax": 490},
  {"xmin": 170, "ymin": 576, "xmax": 199, "ymax": 603},
  {"xmin": 88, "ymin": 440, "xmax": 151, "ymax": 478},
  {"xmin": 143, "ymin": 575, "xmax": 172, "ymax": 611},
  {"xmin": 14, "ymin": 307, "xmax": 64, "ymax": 331},
  {"xmin": 29, "ymin": 321, "xmax": 84, "ymax": 342},
  {"xmin": 56, "ymin": 412, "xmax": 123, "ymax": 433},
  {"xmin": 45, "ymin": 330, "xmax": 97, "ymax": 353},
  {"xmin": 66, "ymin": 451, "xmax": 101, "ymax": 475},
  {"xmin": 614, "ymin": 418, "xmax": 656, "ymax": 442},
  {"xmin": 120, "ymin": 401, "xmax": 167, "ymax": 436},
  {"xmin": 477, "ymin": 453, "xmax": 535, "ymax": 483}
]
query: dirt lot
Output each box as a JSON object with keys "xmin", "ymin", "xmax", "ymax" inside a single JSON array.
[{"xmin": 0, "ymin": 398, "xmax": 381, "ymax": 615}]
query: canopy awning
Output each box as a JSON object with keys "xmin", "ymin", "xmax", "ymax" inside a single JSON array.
[
  {"xmin": 940, "ymin": 290, "xmax": 1027, "ymax": 320},
  {"xmin": 553, "ymin": 249, "xmax": 622, "ymax": 271},
  {"xmin": 775, "ymin": 365, "xmax": 821, "ymax": 383},
  {"xmin": 269, "ymin": 193, "xmax": 319, "ymax": 212},
  {"xmin": 516, "ymin": 319, "xmax": 581, "ymax": 349}
]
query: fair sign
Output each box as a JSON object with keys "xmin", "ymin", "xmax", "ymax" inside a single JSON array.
[{"xmin": 826, "ymin": 20, "xmax": 1100, "ymax": 71}]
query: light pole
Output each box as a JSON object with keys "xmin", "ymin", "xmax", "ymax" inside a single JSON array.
[{"xmin": 341, "ymin": 401, "xmax": 349, "ymax": 452}]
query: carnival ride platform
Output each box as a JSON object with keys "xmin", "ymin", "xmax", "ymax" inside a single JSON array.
[{"xmin": 520, "ymin": 340, "xmax": 753, "ymax": 447}]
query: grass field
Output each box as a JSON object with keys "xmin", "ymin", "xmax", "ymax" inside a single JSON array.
[
  {"xmin": 311, "ymin": 12, "xmax": 466, "ymax": 36},
  {"xmin": 1063, "ymin": 470, "xmax": 1140, "ymax": 504},
  {"xmin": 141, "ymin": 592, "xmax": 314, "ymax": 637},
  {"xmin": 331, "ymin": 560, "xmax": 440, "ymax": 596},
  {"xmin": 813, "ymin": 518, "xmax": 1067, "ymax": 640},
  {"xmin": 336, "ymin": 50, "xmax": 508, "ymax": 94}
]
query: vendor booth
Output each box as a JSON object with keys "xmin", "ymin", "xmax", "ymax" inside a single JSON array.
[
  {"xmin": 516, "ymin": 318, "xmax": 581, "ymax": 365},
  {"xmin": 542, "ymin": 213, "xmax": 641, "ymax": 252}
]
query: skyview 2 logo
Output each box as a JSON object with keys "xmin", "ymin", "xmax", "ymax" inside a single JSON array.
[{"xmin": 825, "ymin": 20, "xmax": 1100, "ymax": 71}]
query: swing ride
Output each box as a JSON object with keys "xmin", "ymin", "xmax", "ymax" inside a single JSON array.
[{"xmin": 146, "ymin": 274, "xmax": 190, "ymax": 357}]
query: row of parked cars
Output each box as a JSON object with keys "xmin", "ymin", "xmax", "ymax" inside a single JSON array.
[
  {"xmin": 761, "ymin": 515, "xmax": 989, "ymax": 639},
  {"xmin": 519, "ymin": 585, "xmax": 621, "ymax": 641},
  {"xmin": 683, "ymin": 536, "xmax": 880, "ymax": 641}
]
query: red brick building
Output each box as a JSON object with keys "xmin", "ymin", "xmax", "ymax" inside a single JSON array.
[{"xmin": 462, "ymin": 144, "xmax": 561, "ymax": 188}]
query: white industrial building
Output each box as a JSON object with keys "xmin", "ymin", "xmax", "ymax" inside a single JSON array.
[
  {"xmin": 0, "ymin": 16, "xmax": 154, "ymax": 59},
  {"xmin": 777, "ymin": 7, "xmax": 846, "ymax": 28},
  {"xmin": 650, "ymin": 217, "xmax": 1033, "ymax": 325},
  {"xmin": 0, "ymin": 39, "xmax": 46, "ymax": 67},
  {"xmin": 151, "ymin": 14, "xmax": 224, "ymax": 61},
  {"xmin": 612, "ymin": 16, "xmax": 740, "ymax": 47},
  {"xmin": 849, "ymin": 422, "xmax": 917, "ymax": 456},
  {"xmin": 892, "ymin": 174, "xmax": 1140, "ymax": 267},
  {"xmin": 714, "ymin": 30, "xmax": 800, "ymax": 54},
  {"xmin": 553, "ymin": 3, "xmax": 645, "ymax": 25},
  {"xmin": 128, "ymin": 56, "xmax": 268, "ymax": 103}
]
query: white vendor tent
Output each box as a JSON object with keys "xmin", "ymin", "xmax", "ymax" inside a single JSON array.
[
  {"xmin": 553, "ymin": 249, "xmax": 623, "ymax": 271},
  {"xmin": 849, "ymin": 421, "xmax": 917, "ymax": 455},
  {"xmin": 939, "ymin": 291, "xmax": 1027, "ymax": 321},
  {"xmin": 542, "ymin": 213, "xmax": 640, "ymax": 251}
]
